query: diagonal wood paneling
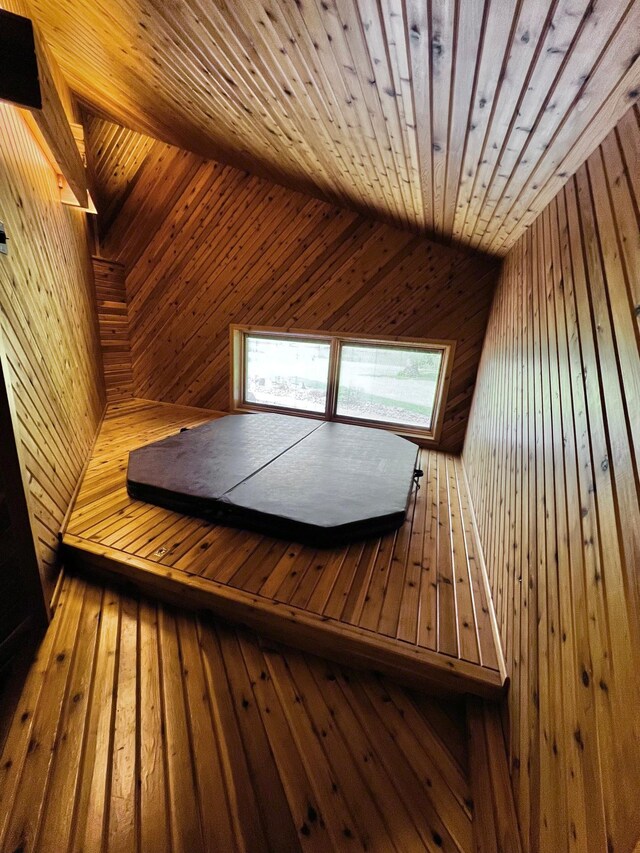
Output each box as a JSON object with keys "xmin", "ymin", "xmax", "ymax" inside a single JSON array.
[
  {"xmin": 26, "ymin": 0, "xmax": 640, "ymax": 253},
  {"xmin": 0, "ymin": 99, "xmax": 105, "ymax": 603},
  {"xmin": 463, "ymin": 105, "xmax": 640, "ymax": 852},
  {"xmin": 84, "ymin": 111, "xmax": 161, "ymax": 237},
  {"xmin": 91, "ymin": 117, "xmax": 500, "ymax": 452},
  {"xmin": 0, "ymin": 570, "xmax": 477, "ymax": 852}
]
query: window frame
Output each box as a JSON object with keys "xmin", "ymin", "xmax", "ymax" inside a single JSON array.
[{"xmin": 230, "ymin": 324, "xmax": 455, "ymax": 444}]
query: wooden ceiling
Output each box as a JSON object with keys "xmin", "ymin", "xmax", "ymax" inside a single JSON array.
[{"xmin": 26, "ymin": 0, "xmax": 640, "ymax": 254}]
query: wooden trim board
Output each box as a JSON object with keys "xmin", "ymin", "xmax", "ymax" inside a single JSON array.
[{"xmin": 467, "ymin": 698, "xmax": 523, "ymax": 852}]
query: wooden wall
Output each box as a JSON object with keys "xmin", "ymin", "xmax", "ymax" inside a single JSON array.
[
  {"xmin": 90, "ymin": 116, "xmax": 500, "ymax": 452},
  {"xmin": 0, "ymin": 101, "xmax": 105, "ymax": 603},
  {"xmin": 463, "ymin": 105, "xmax": 640, "ymax": 853},
  {"xmin": 91, "ymin": 258, "xmax": 134, "ymax": 401},
  {"xmin": 84, "ymin": 111, "xmax": 158, "ymax": 238}
]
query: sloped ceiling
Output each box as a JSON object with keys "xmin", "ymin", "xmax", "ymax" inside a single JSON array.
[
  {"xmin": 27, "ymin": 0, "xmax": 640, "ymax": 255},
  {"xmin": 82, "ymin": 111, "xmax": 159, "ymax": 236}
]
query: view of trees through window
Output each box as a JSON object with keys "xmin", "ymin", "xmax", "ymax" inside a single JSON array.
[
  {"xmin": 241, "ymin": 330, "xmax": 448, "ymax": 434},
  {"xmin": 336, "ymin": 344, "xmax": 442, "ymax": 428},
  {"xmin": 245, "ymin": 336, "xmax": 330, "ymax": 412}
]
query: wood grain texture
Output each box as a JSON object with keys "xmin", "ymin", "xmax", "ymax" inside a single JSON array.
[
  {"xmin": 467, "ymin": 698, "xmax": 523, "ymax": 853},
  {"xmin": 2, "ymin": 0, "xmax": 88, "ymax": 207},
  {"xmin": 84, "ymin": 112, "xmax": 158, "ymax": 237},
  {"xmin": 91, "ymin": 258, "xmax": 134, "ymax": 402},
  {"xmin": 24, "ymin": 0, "xmax": 640, "ymax": 253},
  {"xmin": 0, "ymin": 100, "xmax": 105, "ymax": 602},
  {"xmin": 0, "ymin": 569, "xmax": 478, "ymax": 852},
  {"xmin": 62, "ymin": 398, "xmax": 506, "ymax": 699},
  {"xmin": 463, "ymin": 105, "xmax": 640, "ymax": 853},
  {"xmin": 90, "ymin": 119, "xmax": 499, "ymax": 453}
]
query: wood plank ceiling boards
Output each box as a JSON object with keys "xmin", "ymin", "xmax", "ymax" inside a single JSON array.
[
  {"xmin": 1, "ymin": 3, "xmax": 638, "ymax": 849},
  {"xmin": 25, "ymin": 0, "xmax": 640, "ymax": 254}
]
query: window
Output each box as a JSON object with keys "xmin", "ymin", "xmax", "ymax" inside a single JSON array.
[
  {"xmin": 336, "ymin": 343, "xmax": 443, "ymax": 429},
  {"xmin": 230, "ymin": 326, "xmax": 454, "ymax": 442},
  {"xmin": 244, "ymin": 334, "xmax": 331, "ymax": 414}
]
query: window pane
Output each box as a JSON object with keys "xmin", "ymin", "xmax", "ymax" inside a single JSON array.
[
  {"xmin": 336, "ymin": 344, "xmax": 442, "ymax": 429},
  {"xmin": 245, "ymin": 335, "xmax": 331, "ymax": 413}
]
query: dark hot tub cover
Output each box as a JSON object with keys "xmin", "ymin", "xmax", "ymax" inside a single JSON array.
[{"xmin": 127, "ymin": 412, "xmax": 419, "ymax": 546}]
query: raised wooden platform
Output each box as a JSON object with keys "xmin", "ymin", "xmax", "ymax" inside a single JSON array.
[{"xmin": 62, "ymin": 399, "xmax": 506, "ymax": 698}]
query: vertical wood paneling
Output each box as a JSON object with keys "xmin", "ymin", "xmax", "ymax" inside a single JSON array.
[
  {"xmin": 91, "ymin": 117, "xmax": 500, "ymax": 453},
  {"xmin": 467, "ymin": 697, "xmax": 523, "ymax": 852},
  {"xmin": 463, "ymin": 105, "xmax": 640, "ymax": 853},
  {"xmin": 0, "ymin": 101, "xmax": 105, "ymax": 602}
]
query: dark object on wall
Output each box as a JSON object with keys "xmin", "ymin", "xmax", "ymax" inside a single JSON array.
[
  {"xmin": 0, "ymin": 10, "xmax": 42, "ymax": 110},
  {"xmin": 0, "ymin": 356, "xmax": 48, "ymax": 741},
  {"xmin": 127, "ymin": 413, "xmax": 419, "ymax": 546}
]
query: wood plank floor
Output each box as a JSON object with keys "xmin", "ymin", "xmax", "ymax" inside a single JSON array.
[
  {"xmin": 62, "ymin": 400, "xmax": 505, "ymax": 698},
  {"xmin": 0, "ymin": 571, "xmax": 477, "ymax": 853}
]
